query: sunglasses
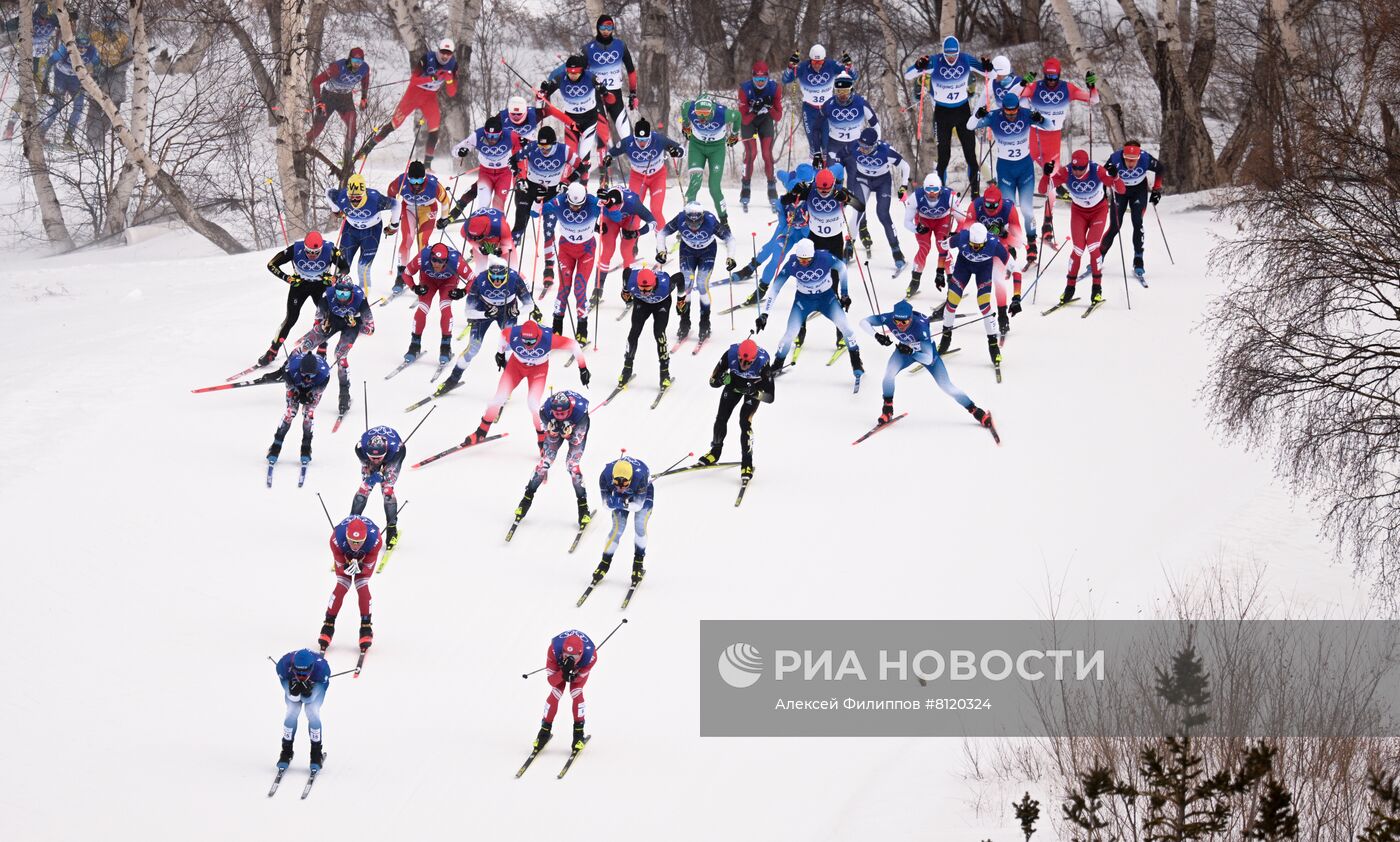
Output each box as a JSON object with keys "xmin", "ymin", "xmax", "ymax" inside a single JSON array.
[
  {"xmin": 612, "ymin": 477, "xmax": 631, "ymax": 488},
  {"xmin": 438, "ymin": 48, "xmax": 453, "ymax": 55},
  {"xmin": 407, "ymin": 176, "xmax": 427, "ymax": 185},
  {"xmin": 753, "ymin": 75, "xmax": 769, "ymax": 83},
  {"xmin": 348, "ymin": 58, "xmax": 362, "ymax": 66}
]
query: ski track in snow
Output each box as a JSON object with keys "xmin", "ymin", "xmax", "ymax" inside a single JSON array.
[{"xmin": 0, "ymin": 157, "xmax": 1365, "ymax": 839}]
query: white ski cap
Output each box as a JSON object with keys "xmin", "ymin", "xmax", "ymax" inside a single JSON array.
[
  {"xmin": 507, "ymin": 95, "xmax": 527, "ymax": 116},
  {"xmin": 969, "ymin": 222, "xmax": 988, "ymax": 244},
  {"xmin": 438, "ymin": 38, "xmax": 455, "ymax": 52},
  {"xmin": 793, "ymin": 239, "xmax": 815, "ymax": 259},
  {"xmin": 566, "ymin": 182, "xmax": 587, "ymax": 204},
  {"xmin": 684, "ymin": 201, "xmax": 704, "ymax": 214},
  {"xmin": 487, "ymin": 255, "xmax": 509, "ymax": 270},
  {"xmin": 923, "ymin": 173, "xmax": 941, "ymax": 189},
  {"xmin": 810, "ymin": 44, "xmax": 826, "ymax": 61},
  {"xmin": 992, "ymin": 55, "xmax": 1011, "ymax": 76}
]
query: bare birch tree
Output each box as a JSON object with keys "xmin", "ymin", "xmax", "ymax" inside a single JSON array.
[{"xmin": 17, "ymin": 0, "xmax": 73, "ymax": 248}]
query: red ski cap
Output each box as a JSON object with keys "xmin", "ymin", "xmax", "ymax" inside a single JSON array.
[
  {"xmin": 345, "ymin": 517, "xmax": 369, "ymax": 543},
  {"xmin": 563, "ymin": 633, "xmax": 584, "ymax": 656},
  {"xmin": 1070, "ymin": 149, "xmax": 1090, "ymax": 169}
]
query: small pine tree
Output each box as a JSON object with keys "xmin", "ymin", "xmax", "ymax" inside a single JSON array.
[
  {"xmin": 1359, "ymin": 769, "xmax": 1400, "ymax": 842},
  {"xmin": 1246, "ymin": 778, "xmax": 1299, "ymax": 840},
  {"xmin": 1014, "ymin": 792, "xmax": 1041, "ymax": 841},
  {"xmin": 1063, "ymin": 766, "xmax": 1116, "ymax": 842}
]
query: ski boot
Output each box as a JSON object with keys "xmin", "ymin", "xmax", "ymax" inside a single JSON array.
[
  {"xmin": 906, "ymin": 271, "xmax": 921, "ymax": 298},
  {"xmin": 697, "ymin": 309, "xmax": 711, "ymax": 343},
  {"xmin": 997, "ymin": 306, "xmax": 1011, "ymax": 338},
  {"xmin": 391, "ymin": 267, "xmax": 407, "ymax": 297},
  {"xmin": 618, "ymin": 355, "xmax": 634, "ymax": 387},
  {"xmin": 740, "ymin": 285, "xmax": 763, "ymax": 307},
  {"xmin": 987, "ymin": 335, "xmax": 1002, "ymax": 365},
  {"xmin": 592, "ymin": 554, "xmax": 612, "ymax": 584},
  {"xmin": 318, "ymin": 611, "xmax": 336, "ymax": 650},
  {"xmin": 1026, "ymin": 235, "xmax": 1038, "ymax": 267},
  {"xmin": 766, "ymin": 180, "xmax": 779, "ymax": 209},
  {"xmin": 631, "ymin": 550, "xmax": 646, "ymax": 586},
  {"xmin": 590, "ymin": 281, "xmax": 604, "ymax": 309},
  {"xmin": 740, "ymin": 464, "xmax": 754, "ymax": 479},
  {"xmin": 842, "ymin": 237, "xmax": 855, "ymax": 262},
  {"xmin": 384, "ymin": 524, "xmax": 399, "ymax": 550},
  {"xmin": 694, "ymin": 447, "xmax": 721, "ymax": 468},
  {"xmin": 267, "ymin": 436, "xmax": 285, "ymax": 462},
  {"xmin": 878, "ymin": 397, "xmax": 895, "ymax": 426},
  {"xmin": 934, "ymin": 267, "xmax": 947, "ymax": 291},
  {"xmin": 1009, "ymin": 294, "xmax": 1023, "ymax": 316},
  {"xmin": 1059, "ymin": 284, "xmax": 1077, "ymax": 305},
  {"xmin": 551, "ymin": 312, "xmax": 565, "ymax": 335},
  {"xmin": 573, "ymin": 721, "xmax": 587, "ymax": 751},
  {"xmin": 533, "ymin": 721, "xmax": 553, "ymax": 750},
  {"xmin": 734, "ymin": 260, "xmax": 757, "ymax": 281},
  {"xmin": 675, "ymin": 306, "xmax": 691, "ymax": 341},
  {"xmin": 659, "ymin": 364, "xmax": 672, "ymax": 389},
  {"xmin": 937, "ymin": 327, "xmax": 953, "ymax": 355},
  {"xmin": 438, "ymin": 337, "xmax": 452, "ymax": 365},
  {"xmin": 740, "ymin": 179, "xmax": 751, "ymax": 212},
  {"xmin": 300, "ymin": 434, "xmax": 313, "ymax": 462},
  {"xmin": 859, "ymin": 222, "xmax": 873, "ymax": 255},
  {"xmin": 1133, "ymin": 251, "xmax": 1145, "ymax": 281},
  {"xmin": 309, "ymin": 741, "xmax": 324, "ymax": 772},
  {"xmin": 1090, "ymin": 283, "xmax": 1105, "ymax": 304},
  {"xmin": 970, "ymin": 405, "xmax": 996, "ymax": 431},
  {"xmin": 435, "ymin": 369, "xmax": 463, "ymax": 397},
  {"xmin": 577, "ymin": 496, "xmax": 591, "ymax": 527},
  {"xmin": 542, "ymin": 259, "xmax": 556, "ymax": 287},
  {"xmin": 338, "ymin": 388, "xmax": 351, "ymax": 415},
  {"xmin": 516, "ymin": 489, "xmax": 534, "ymax": 520},
  {"xmin": 464, "ymin": 418, "xmax": 493, "ymax": 447},
  {"xmin": 358, "ymin": 615, "xmax": 373, "ymax": 651},
  {"xmin": 575, "ymin": 316, "xmax": 588, "ymax": 345},
  {"xmin": 404, "ymin": 332, "xmax": 422, "ymax": 362},
  {"xmin": 277, "ymin": 738, "xmax": 294, "ymax": 770},
  {"xmin": 1041, "ymin": 221, "xmax": 1057, "ymax": 250},
  {"xmin": 849, "ymin": 347, "xmax": 863, "ymax": 377},
  {"xmin": 257, "ymin": 342, "xmax": 282, "ymax": 367},
  {"xmin": 892, "ymin": 249, "xmax": 907, "ymax": 277}
]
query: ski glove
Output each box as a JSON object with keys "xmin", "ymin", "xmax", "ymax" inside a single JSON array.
[
  {"xmin": 359, "ymin": 97, "xmax": 368, "ymax": 110},
  {"xmin": 840, "ymin": 295, "xmax": 851, "ymax": 310},
  {"xmin": 449, "ymin": 287, "xmax": 466, "ymax": 300},
  {"xmin": 914, "ymin": 224, "xmax": 930, "ymax": 235},
  {"xmin": 412, "ymin": 284, "xmax": 429, "ymax": 296},
  {"xmin": 1056, "ymin": 186, "xmax": 1071, "ymax": 201},
  {"xmin": 1021, "ymin": 70, "xmax": 1036, "ymax": 85},
  {"xmin": 726, "ymin": 134, "xmax": 739, "ymax": 147},
  {"xmin": 896, "ymin": 343, "xmax": 913, "ymax": 355},
  {"xmin": 1085, "ymin": 70, "xmax": 1098, "ymax": 88},
  {"xmin": 530, "ymin": 306, "xmax": 543, "ymax": 322},
  {"xmin": 495, "ymin": 352, "xmax": 507, "ymax": 369},
  {"xmin": 666, "ymin": 146, "xmax": 683, "ymax": 158},
  {"xmin": 621, "ymin": 228, "xmax": 640, "ymax": 240},
  {"xmin": 755, "ymin": 313, "xmax": 769, "ymax": 332},
  {"xmin": 1150, "ymin": 188, "xmax": 1162, "ymax": 205},
  {"xmin": 898, "ymin": 185, "xmax": 907, "ymax": 200},
  {"xmin": 975, "ymin": 106, "xmax": 987, "ymax": 119},
  {"xmin": 384, "ymin": 223, "xmax": 399, "ymax": 234},
  {"xmin": 1009, "ymin": 294, "xmax": 1022, "ymax": 315},
  {"xmin": 655, "ymin": 250, "xmax": 667, "ymax": 266},
  {"xmin": 725, "ymin": 257, "xmax": 737, "ymax": 271},
  {"xmin": 789, "ymin": 51, "xmax": 801, "ymax": 67},
  {"xmin": 840, "ymin": 52, "xmax": 853, "ymax": 66},
  {"xmin": 366, "ymin": 472, "xmax": 383, "ymax": 487},
  {"xmin": 314, "ymin": 101, "xmax": 326, "ymax": 114},
  {"xmin": 343, "ymin": 559, "xmax": 362, "ymax": 576},
  {"xmin": 1042, "ymin": 161, "xmax": 1055, "ymax": 176},
  {"xmin": 1104, "ymin": 162, "xmax": 1118, "ymax": 177},
  {"xmin": 1030, "ymin": 111, "xmax": 1045, "ymax": 125},
  {"xmin": 579, "ymin": 367, "xmax": 591, "ymax": 386},
  {"xmin": 435, "ymin": 217, "xmax": 450, "ymax": 230},
  {"xmin": 875, "ymin": 333, "xmax": 892, "ymax": 346},
  {"xmin": 914, "ymin": 56, "xmax": 930, "ymax": 72},
  {"xmin": 628, "ymin": 93, "xmax": 639, "ymax": 110}
]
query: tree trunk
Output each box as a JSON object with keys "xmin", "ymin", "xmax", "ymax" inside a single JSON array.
[
  {"xmin": 443, "ymin": 0, "xmax": 485, "ymax": 150},
  {"xmin": 585, "ymin": 0, "xmax": 605, "ymax": 24},
  {"xmin": 106, "ymin": 0, "xmax": 150, "ymax": 236},
  {"xmin": 52, "ymin": 0, "xmax": 245, "ymax": 253},
  {"xmin": 732, "ymin": 0, "xmax": 780, "ymax": 85},
  {"xmin": 1047, "ymin": 0, "xmax": 1124, "ymax": 149},
  {"xmin": 1020, "ymin": 0, "xmax": 1042, "ymax": 42},
  {"xmin": 386, "ymin": 0, "xmax": 426, "ymax": 58},
  {"xmin": 274, "ymin": 0, "xmax": 312, "ymax": 234},
  {"xmin": 151, "ymin": 27, "xmax": 215, "ymax": 76},
  {"xmin": 939, "ymin": 0, "xmax": 957, "ymax": 39},
  {"xmin": 638, "ymin": 0, "xmax": 671, "ymax": 131},
  {"xmin": 800, "ymin": 0, "xmax": 826, "ymax": 55},
  {"xmin": 17, "ymin": 0, "xmax": 72, "ymax": 248},
  {"xmin": 689, "ymin": 0, "xmax": 728, "ymax": 89},
  {"xmin": 871, "ymin": 0, "xmax": 917, "ymax": 179}
]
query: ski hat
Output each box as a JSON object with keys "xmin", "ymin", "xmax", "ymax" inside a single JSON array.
[
  {"xmin": 858, "ymin": 127, "xmax": 878, "ymax": 147},
  {"xmin": 892, "ymin": 300, "xmax": 914, "ymax": 321},
  {"xmin": 833, "ymin": 72, "xmax": 854, "ymax": 90},
  {"xmin": 793, "ymin": 239, "xmax": 815, "ymax": 260},
  {"xmin": 827, "ymin": 161, "xmax": 846, "ymax": 182},
  {"xmin": 484, "ymin": 114, "xmax": 503, "ymax": 133},
  {"xmin": 1001, "ymin": 91, "xmax": 1020, "ymax": 110},
  {"xmin": 1042, "ymin": 57, "xmax": 1061, "ymax": 79},
  {"xmin": 550, "ymin": 391, "xmax": 575, "ymax": 419},
  {"xmin": 566, "ymin": 54, "xmax": 587, "ymax": 75},
  {"xmin": 292, "ymin": 648, "xmax": 317, "ymax": 673},
  {"xmin": 537, "ymin": 126, "xmax": 557, "ymax": 144},
  {"xmin": 466, "ymin": 214, "xmax": 491, "ymax": 240},
  {"xmin": 1070, "ymin": 148, "xmax": 1090, "ymax": 169},
  {"xmin": 694, "ymin": 97, "xmax": 716, "ymax": 116},
  {"xmin": 520, "ymin": 320, "xmax": 543, "ymax": 344},
  {"xmin": 348, "ymin": 47, "xmax": 365, "ymax": 62},
  {"xmin": 633, "ymin": 118, "xmax": 651, "ymax": 138},
  {"xmin": 438, "ymin": 38, "xmax": 454, "ymax": 53},
  {"xmin": 752, "ymin": 60, "xmax": 769, "ymax": 76},
  {"xmin": 334, "ymin": 279, "xmax": 356, "ymax": 301},
  {"xmin": 596, "ymin": 14, "xmax": 615, "ymax": 38},
  {"xmin": 684, "ymin": 201, "xmax": 705, "ymax": 226},
  {"xmin": 636, "ymin": 268, "xmax": 657, "ymax": 291},
  {"xmin": 566, "ymin": 182, "xmax": 587, "ymax": 206},
  {"xmin": 486, "ymin": 256, "xmax": 509, "ymax": 285},
  {"xmin": 814, "ymin": 168, "xmax": 836, "ymax": 193},
  {"xmin": 1123, "ymin": 140, "xmax": 1143, "ymax": 160},
  {"xmin": 304, "ymin": 230, "xmax": 324, "ymax": 251},
  {"xmin": 992, "ymin": 55, "xmax": 1011, "ymax": 76},
  {"xmin": 407, "ymin": 160, "xmax": 427, "ymax": 180},
  {"xmin": 507, "ymin": 96, "xmax": 528, "ymax": 118},
  {"xmin": 738, "ymin": 338, "xmax": 760, "ymax": 364},
  {"xmin": 562, "ymin": 632, "xmax": 586, "ymax": 658},
  {"xmin": 983, "ymin": 184, "xmax": 1002, "ymax": 208},
  {"xmin": 430, "ymin": 242, "xmax": 450, "ymax": 262},
  {"xmin": 599, "ymin": 187, "xmax": 623, "ymax": 206},
  {"xmin": 969, "ymin": 222, "xmax": 988, "ymax": 245},
  {"xmin": 942, "ymin": 36, "xmax": 959, "ymax": 55},
  {"xmin": 810, "ymin": 44, "xmax": 826, "ymax": 61},
  {"xmin": 297, "ymin": 352, "xmax": 322, "ymax": 376},
  {"xmin": 346, "ymin": 173, "xmax": 367, "ymax": 198},
  {"xmin": 923, "ymin": 172, "xmax": 941, "ymax": 190},
  {"xmin": 794, "ymin": 163, "xmax": 816, "ymax": 184},
  {"xmin": 611, "ymin": 460, "xmax": 634, "ymax": 486},
  {"xmin": 345, "ymin": 516, "xmax": 370, "ymax": 544},
  {"xmin": 365, "ymin": 432, "xmax": 390, "ymax": 459}
]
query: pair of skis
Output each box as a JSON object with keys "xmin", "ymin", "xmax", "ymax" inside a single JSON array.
[
  {"xmin": 266, "ymin": 456, "xmax": 311, "ymax": 488},
  {"xmin": 658, "ymin": 460, "xmax": 752, "ymax": 506},
  {"xmin": 268, "ymin": 757, "xmax": 324, "ymax": 799},
  {"xmin": 410, "ymin": 433, "xmax": 508, "ymax": 469},
  {"xmin": 504, "ymin": 509, "xmax": 596, "ymax": 550},
  {"xmin": 516, "ymin": 735, "xmax": 590, "ymax": 779},
  {"xmin": 576, "ymin": 570, "xmax": 643, "ymax": 609},
  {"xmin": 1041, "ymin": 296, "xmax": 1107, "ymax": 319},
  {"xmin": 851, "ymin": 412, "xmax": 1001, "ymax": 446}
]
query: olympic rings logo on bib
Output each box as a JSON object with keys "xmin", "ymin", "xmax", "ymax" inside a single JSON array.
[
  {"xmin": 593, "ymin": 50, "xmax": 620, "ymax": 63},
  {"xmin": 1037, "ymin": 89, "xmax": 1066, "ymax": 104},
  {"xmin": 937, "ymin": 65, "xmax": 963, "ymax": 79},
  {"xmin": 999, "ymin": 120, "xmax": 1026, "ymax": 133}
]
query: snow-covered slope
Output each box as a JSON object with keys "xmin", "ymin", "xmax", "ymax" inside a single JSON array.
[{"xmin": 0, "ymin": 153, "xmax": 1364, "ymax": 840}]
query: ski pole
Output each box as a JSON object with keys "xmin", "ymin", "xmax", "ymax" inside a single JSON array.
[
  {"xmin": 596, "ymin": 618, "xmax": 629, "ymax": 650},
  {"xmin": 315, "ymin": 493, "xmax": 335, "ymax": 527},
  {"xmin": 1153, "ymin": 204, "xmax": 1174, "ymax": 264},
  {"xmin": 1118, "ymin": 226, "xmax": 1131, "ymax": 310},
  {"xmin": 657, "ymin": 451, "xmax": 694, "ymax": 476},
  {"xmin": 363, "ymin": 381, "xmax": 369, "ymax": 431},
  {"xmin": 329, "ymin": 668, "xmax": 358, "ymax": 678},
  {"xmin": 388, "ymin": 120, "xmax": 424, "ymax": 288},
  {"xmin": 265, "ymin": 178, "xmax": 289, "ymax": 245}
]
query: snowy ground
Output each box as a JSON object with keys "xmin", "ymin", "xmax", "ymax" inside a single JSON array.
[{"xmin": 0, "ymin": 148, "xmax": 1368, "ymax": 840}]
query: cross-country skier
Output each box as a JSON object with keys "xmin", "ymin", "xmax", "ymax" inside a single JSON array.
[
  {"xmin": 755, "ymin": 238, "xmax": 864, "ymax": 382},
  {"xmin": 266, "ymin": 351, "xmax": 331, "ymax": 465},
  {"xmin": 1098, "ymin": 140, "xmax": 1165, "ymax": 283},
  {"xmin": 437, "ymin": 256, "xmax": 539, "ymax": 395},
  {"xmin": 259, "ymin": 231, "xmax": 350, "ymax": 366},
  {"xmin": 356, "ymin": 38, "xmax": 457, "ymax": 167},
  {"xmin": 849, "ymin": 127, "xmax": 909, "ymax": 272},
  {"xmin": 656, "ymin": 202, "xmax": 736, "ymax": 344},
  {"xmin": 959, "ymin": 184, "xmax": 1026, "ymax": 336},
  {"xmin": 937, "ymin": 222, "xmax": 1008, "ymax": 370},
  {"xmin": 436, "ymin": 202, "xmax": 515, "ymax": 273},
  {"xmin": 618, "ymin": 267, "xmax": 675, "ymax": 388},
  {"xmin": 459, "ymin": 320, "xmax": 590, "ymax": 451},
  {"xmin": 737, "ymin": 60, "xmax": 783, "ymax": 210},
  {"xmin": 275, "ymin": 648, "xmax": 329, "ymax": 772},
  {"xmin": 680, "ymin": 96, "xmax": 740, "ymax": 224},
  {"xmin": 386, "ymin": 161, "xmax": 451, "ymax": 295},
  {"xmin": 2, "ymin": 3, "xmax": 58, "ymax": 141},
  {"xmin": 1021, "ymin": 59, "xmax": 1099, "ymax": 245},
  {"xmin": 733, "ymin": 165, "xmax": 815, "ymax": 306},
  {"xmin": 603, "ymin": 118, "xmax": 682, "ymax": 228},
  {"xmin": 532, "ymin": 630, "xmax": 597, "ymax": 753},
  {"xmin": 781, "ymin": 166, "xmax": 864, "ymax": 351},
  {"xmin": 396, "ymin": 242, "xmax": 472, "ymax": 365},
  {"xmin": 592, "ymin": 457, "xmax": 653, "ymax": 588},
  {"xmin": 541, "ymin": 182, "xmax": 603, "ymax": 343},
  {"xmin": 984, "ymin": 55, "xmax": 1024, "ymax": 102},
  {"xmin": 580, "ymin": 14, "xmax": 638, "ymax": 138},
  {"xmin": 538, "ymin": 55, "xmax": 611, "ymax": 184},
  {"xmin": 510, "ymin": 125, "xmax": 576, "ymax": 244},
  {"xmin": 450, "ymin": 114, "xmax": 521, "ymax": 211},
  {"xmin": 595, "ymin": 185, "xmax": 656, "ymax": 303},
  {"xmin": 499, "ymin": 93, "xmax": 575, "ymax": 144},
  {"xmin": 970, "ymin": 91, "xmax": 1043, "ymax": 264},
  {"xmin": 306, "ymin": 47, "xmax": 371, "ymax": 164},
  {"xmin": 515, "ymin": 390, "xmax": 592, "ymax": 528},
  {"xmin": 352, "ymin": 426, "xmax": 405, "ymax": 550},
  {"xmin": 783, "ymin": 45, "xmax": 858, "ymax": 166},
  {"xmin": 326, "ymin": 174, "xmax": 395, "ymax": 288},
  {"xmin": 859, "ymin": 299, "xmax": 996, "ymax": 433},
  {"xmin": 902, "ymin": 173, "xmax": 956, "ymax": 298},
  {"xmin": 84, "ymin": 11, "xmax": 131, "ymax": 147},
  {"xmin": 40, "ymin": 34, "xmax": 99, "ymax": 145},
  {"xmin": 903, "ymin": 37, "xmax": 988, "ymax": 195},
  {"xmin": 289, "ymin": 279, "xmax": 375, "ymax": 417},
  {"xmin": 696, "ymin": 338, "xmax": 774, "ymax": 477},
  {"xmin": 821, "ymin": 73, "xmax": 879, "ymax": 186},
  {"xmin": 317, "ymin": 515, "xmax": 381, "ymax": 653},
  {"xmin": 1049, "ymin": 149, "xmax": 1124, "ymax": 304}
]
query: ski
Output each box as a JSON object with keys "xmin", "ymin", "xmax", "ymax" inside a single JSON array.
[
  {"xmin": 430, "ymin": 359, "xmax": 450, "ymax": 381},
  {"xmin": 266, "ymin": 459, "xmax": 277, "ymax": 487},
  {"xmin": 557, "ymin": 736, "xmax": 590, "ymax": 779},
  {"xmin": 516, "ymin": 738, "xmax": 548, "ymax": 778},
  {"xmin": 853, "ymin": 412, "xmax": 909, "ymax": 445},
  {"xmin": 191, "ymin": 370, "xmax": 284, "ymax": 393},
  {"xmin": 734, "ymin": 475, "xmax": 753, "ymax": 507},
  {"xmin": 982, "ymin": 415, "xmax": 1002, "ymax": 445},
  {"xmin": 300, "ymin": 760, "xmax": 324, "ymax": 799},
  {"xmin": 331, "ymin": 409, "xmax": 349, "ymax": 433},
  {"xmin": 649, "ymin": 380, "xmax": 675, "ymax": 410},
  {"xmin": 384, "ymin": 355, "xmax": 419, "ymax": 380},
  {"xmin": 505, "ymin": 516, "xmax": 523, "ymax": 542},
  {"xmin": 621, "ymin": 577, "xmax": 641, "ymax": 610},
  {"xmin": 227, "ymin": 360, "xmax": 274, "ymax": 382},
  {"xmin": 892, "ymin": 262, "xmax": 907, "ymax": 279},
  {"xmin": 1040, "ymin": 297, "xmax": 1079, "ymax": 316},
  {"xmin": 826, "ymin": 344, "xmax": 849, "ymax": 366},
  {"xmin": 373, "ymin": 285, "xmax": 411, "ymax": 309},
  {"xmin": 690, "ymin": 337, "xmax": 709, "ymax": 356},
  {"xmin": 668, "ymin": 335, "xmax": 689, "ymax": 356},
  {"xmin": 298, "ymin": 457, "xmax": 310, "ymax": 487},
  {"xmin": 594, "ymin": 381, "xmax": 628, "ymax": 411},
  {"xmin": 268, "ymin": 767, "xmax": 287, "ymax": 797},
  {"xmin": 994, "ymin": 362, "xmax": 1003, "ymax": 384},
  {"xmin": 658, "ymin": 460, "xmax": 741, "ymax": 478},
  {"xmin": 576, "ymin": 577, "xmax": 601, "ymax": 607},
  {"xmin": 568, "ymin": 510, "xmax": 597, "ymax": 553},
  {"xmin": 1081, "ymin": 299, "xmax": 1107, "ymax": 319},
  {"xmin": 376, "ymin": 531, "xmax": 402, "ymax": 572},
  {"xmin": 353, "ymin": 648, "xmax": 368, "ymax": 677},
  {"xmin": 717, "ymin": 300, "xmax": 753, "ymax": 316},
  {"xmin": 614, "ymin": 302, "xmax": 633, "ymax": 321},
  {"xmin": 411, "ymin": 433, "xmax": 508, "ymax": 469},
  {"xmin": 853, "ymin": 372, "xmax": 862, "ymax": 394}
]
